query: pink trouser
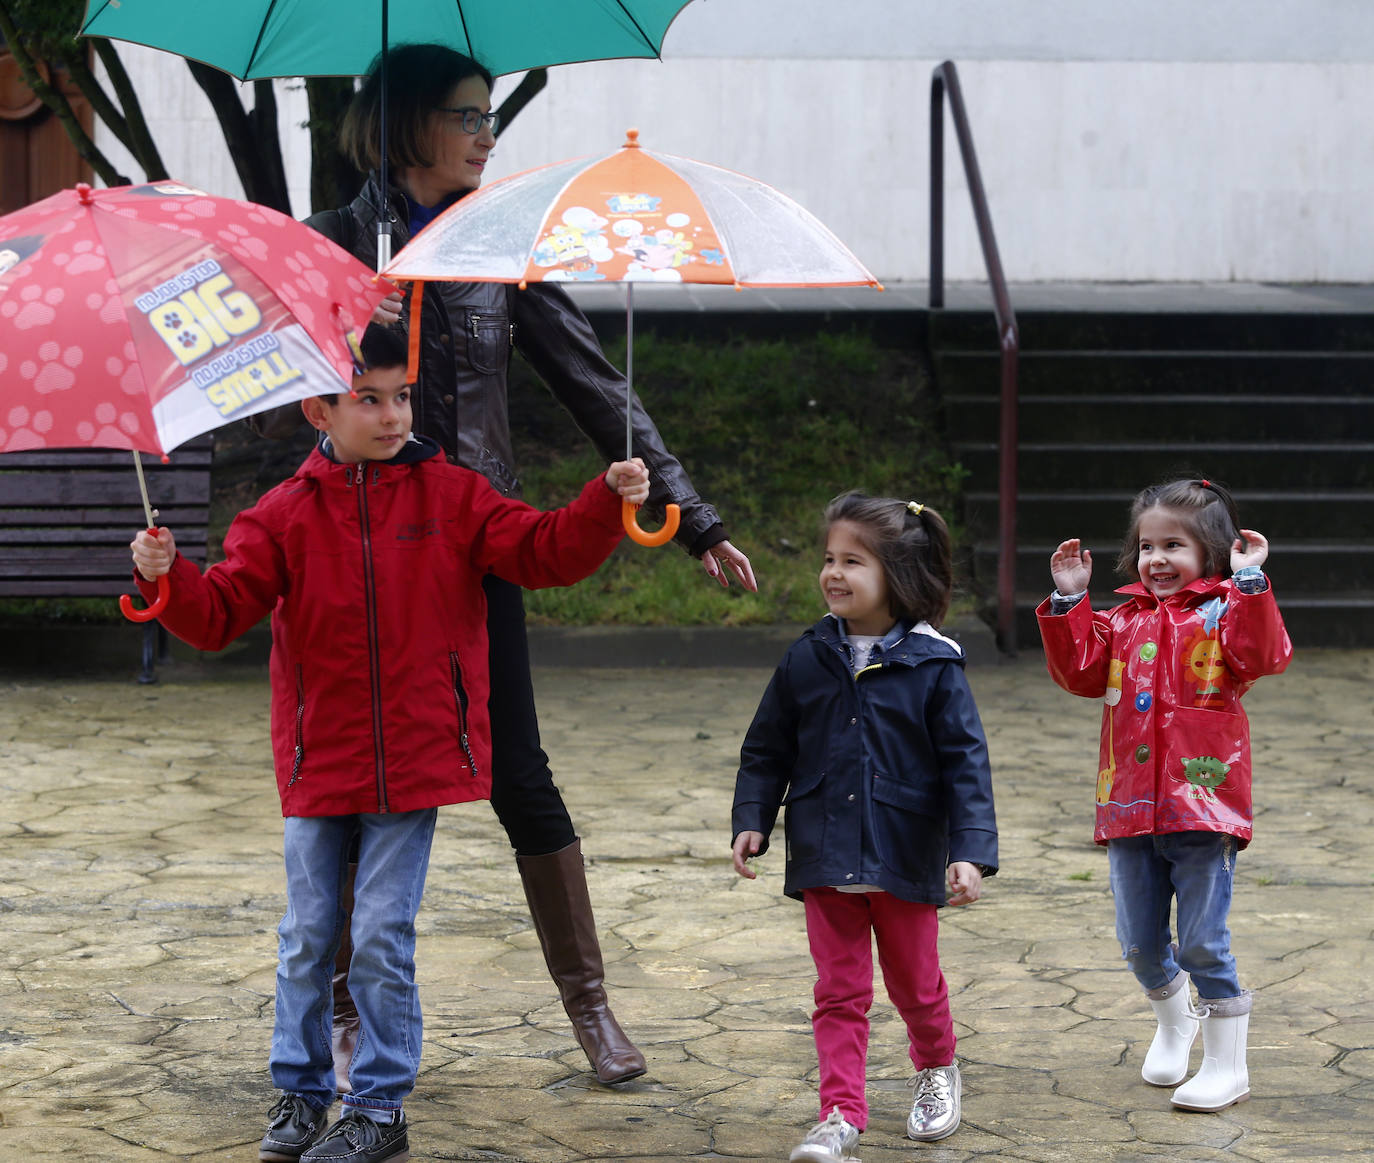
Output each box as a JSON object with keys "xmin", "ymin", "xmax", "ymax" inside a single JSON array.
[{"xmin": 803, "ymin": 887, "xmax": 955, "ymax": 1130}]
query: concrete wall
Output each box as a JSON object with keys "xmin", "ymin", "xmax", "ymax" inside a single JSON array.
[{"xmin": 94, "ymin": 1, "xmax": 1374, "ymax": 284}]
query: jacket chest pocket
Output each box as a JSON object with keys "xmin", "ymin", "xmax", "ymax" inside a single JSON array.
[{"xmin": 464, "ymin": 312, "xmax": 512, "ymax": 375}]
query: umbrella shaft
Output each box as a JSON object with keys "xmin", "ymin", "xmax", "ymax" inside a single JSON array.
[
  {"xmin": 132, "ymin": 450, "xmax": 157, "ymax": 529},
  {"xmin": 625, "ymin": 282, "xmax": 634, "ymax": 461}
]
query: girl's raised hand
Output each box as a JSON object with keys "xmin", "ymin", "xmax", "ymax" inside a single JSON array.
[
  {"xmin": 732, "ymin": 830, "xmax": 765, "ymax": 879},
  {"xmin": 605, "ymin": 457, "xmax": 650, "ymax": 506},
  {"xmin": 1232, "ymin": 528, "xmax": 1269, "ymax": 573},
  {"xmin": 131, "ymin": 527, "xmax": 177, "ymax": 581},
  {"xmin": 1050, "ymin": 538, "xmax": 1092, "ymax": 594}
]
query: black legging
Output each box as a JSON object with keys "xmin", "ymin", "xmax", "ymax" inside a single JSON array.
[{"xmin": 481, "ymin": 574, "xmax": 578, "ymax": 856}]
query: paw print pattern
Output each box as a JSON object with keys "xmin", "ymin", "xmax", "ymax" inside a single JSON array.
[{"xmin": 0, "ymin": 181, "xmax": 388, "ymax": 453}]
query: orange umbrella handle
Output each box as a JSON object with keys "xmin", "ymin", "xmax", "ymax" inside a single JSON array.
[
  {"xmin": 120, "ymin": 572, "xmax": 170, "ymax": 623},
  {"xmin": 622, "ymin": 500, "xmax": 680, "ymax": 547}
]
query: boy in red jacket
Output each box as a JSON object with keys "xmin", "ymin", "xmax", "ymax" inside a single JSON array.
[{"xmin": 130, "ymin": 326, "xmax": 648, "ymax": 1163}]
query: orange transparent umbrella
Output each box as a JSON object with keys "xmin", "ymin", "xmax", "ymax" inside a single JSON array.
[{"xmin": 383, "ymin": 130, "xmax": 881, "ymax": 546}]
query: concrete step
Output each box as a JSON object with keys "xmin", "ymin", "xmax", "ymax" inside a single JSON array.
[
  {"xmin": 963, "ymin": 490, "xmax": 1374, "ymax": 543},
  {"xmin": 973, "ymin": 542, "xmax": 1374, "ymax": 593},
  {"xmin": 934, "ymin": 350, "xmax": 1374, "ymax": 396},
  {"xmin": 953, "ymin": 442, "xmax": 1374, "ymax": 489},
  {"xmin": 930, "ymin": 309, "xmax": 1374, "ymax": 353},
  {"xmin": 944, "ymin": 393, "xmax": 1374, "ymax": 443}
]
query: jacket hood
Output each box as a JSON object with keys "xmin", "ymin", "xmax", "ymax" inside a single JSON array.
[
  {"xmin": 1114, "ymin": 574, "xmax": 1227, "ymax": 608},
  {"xmin": 808, "ymin": 614, "xmax": 966, "ymax": 666},
  {"xmin": 296, "ymin": 433, "xmax": 444, "ymax": 482}
]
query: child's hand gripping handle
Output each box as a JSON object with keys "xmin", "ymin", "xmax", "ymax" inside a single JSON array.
[
  {"xmin": 120, "ymin": 541, "xmax": 170, "ymax": 622},
  {"xmin": 124, "ymin": 525, "xmax": 175, "ymax": 622},
  {"xmin": 622, "ymin": 500, "xmax": 680, "ymax": 547},
  {"xmin": 610, "ymin": 458, "xmax": 674, "ymax": 547}
]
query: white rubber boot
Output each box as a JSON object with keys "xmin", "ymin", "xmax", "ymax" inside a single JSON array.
[
  {"xmin": 1142, "ymin": 972, "xmax": 1198, "ymax": 1086},
  {"xmin": 1171, "ymin": 992, "xmax": 1251, "ymax": 1112}
]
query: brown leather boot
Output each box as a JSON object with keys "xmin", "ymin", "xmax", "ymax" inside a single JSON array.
[
  {"xmin": 517, "ymin": 838, "xmax": 647, "ymax": 1085},
  {"xmin": 331, "ymin": 861, "xmax": 360, "ymax": 1095}
]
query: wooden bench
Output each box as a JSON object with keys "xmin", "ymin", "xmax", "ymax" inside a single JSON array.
[{"xmin": 0, "ymin": 439, "xmax": 213, "ymax": 682}]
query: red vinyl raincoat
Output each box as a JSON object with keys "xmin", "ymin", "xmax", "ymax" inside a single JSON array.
[
  {"xmin": 137, "ymin": 438, "xmax": 623, "ymax": 817},
  {"xmin": 1037, "ymin": 575, "xmax": 1291, "ymax": 847}
]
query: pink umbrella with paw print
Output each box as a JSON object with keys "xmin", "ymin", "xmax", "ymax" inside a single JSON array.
[{"xmin": 0, "ymin": 180, "xmax": 392, "ymax": 619}]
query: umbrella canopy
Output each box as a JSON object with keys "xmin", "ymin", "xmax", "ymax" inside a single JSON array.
[
  {"xmin": 79, "ymin": 0, "xmax": 695, "ymax": 80},
  {"xmin": 385, "ymin": 130, "xmax": 881, "ymax": 290},
  {"xmin": 0, "ymin": 180, "xmax": 389, "ymax": 458},
  {"xmin": 382, "ymin": 130, "xmax": 880, "ymax": 544}
]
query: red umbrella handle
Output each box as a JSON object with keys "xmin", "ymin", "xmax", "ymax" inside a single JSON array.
[
  {"xmin": 120, "ymin": 572, "xmax": 170, "ymax": 622},
  {"xmin": 622, "ymin": 500, "xmax": 680, "ymax": 548}
]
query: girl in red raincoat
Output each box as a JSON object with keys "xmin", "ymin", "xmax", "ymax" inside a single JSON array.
[{"xmin": 1037, "ymin": 478, "xmax": 1290, "ymax": 1116}]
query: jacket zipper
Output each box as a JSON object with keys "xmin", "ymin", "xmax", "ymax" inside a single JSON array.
[
  {"xmin": 468, "ymin": 313, "xmax": 516, "ymax": 346},
  {"xmin": 355, "ymin": 463, "xmax": 389, "ymax": 812},
  {"xmin": 448, "ymin": 652, "xmax": 479, "ymax": 777},
  {"xmin": 287, "ymin": 664, "xmax": 306, "ymax": 787}
]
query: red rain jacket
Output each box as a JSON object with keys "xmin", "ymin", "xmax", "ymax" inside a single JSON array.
[
  {"xmin": 138, "ymin": 439, "xmax": 623, "ymax": 817},
  {"xmin": 1037, "ymin": 575, "xmax": 1291, "ymax": 847}
]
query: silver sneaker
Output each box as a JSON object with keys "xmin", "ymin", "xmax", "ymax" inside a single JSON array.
[
  {"xmin": 906, "ymin": 1064, "xmax": 961, "ymax": 1142},
  {"xmin": 789, "ymin": 1106, "xmax": 861, "ymax": 1163}
]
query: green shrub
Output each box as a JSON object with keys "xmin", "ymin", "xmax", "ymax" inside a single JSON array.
[{"xmin": 509, "ymin": 328, "xmax": 966, "ymax": 625}]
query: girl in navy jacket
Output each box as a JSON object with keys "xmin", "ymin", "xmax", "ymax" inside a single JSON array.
[{"xmin": 732, "ymin": 493, "xmax": 997, "ymax": 1162}]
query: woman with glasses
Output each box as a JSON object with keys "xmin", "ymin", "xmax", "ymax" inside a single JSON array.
[{"xmin": 274, "ymin": 43, "xmax": 757, "ymax": 1096}]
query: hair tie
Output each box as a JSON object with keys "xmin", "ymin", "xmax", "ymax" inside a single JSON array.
[
  {"xmin": 1200, "ymin": 479, "xmax": 1211, "ymax": 488},
  {"xmin": 907, "ymin": 501, "xmax": 925, "ymax": 516}
]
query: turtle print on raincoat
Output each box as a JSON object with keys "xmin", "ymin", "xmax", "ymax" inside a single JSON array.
[{"xmin": 1037, "ymin": 574, "xmax": 1291, "ymax": 848}]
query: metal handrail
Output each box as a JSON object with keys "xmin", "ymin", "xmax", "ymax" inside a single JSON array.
[{"xmin": 929, "ymin": 60, "xmax": 1020, "ymax": 655}]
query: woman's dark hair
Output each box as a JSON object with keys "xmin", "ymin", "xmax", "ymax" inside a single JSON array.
[
  {"xmin": 823, "ymin": 492, "xmax": 954, "ymax": 626},
  {"xmin": 341, "ymin": 44, "xmax": 494, "ymax": 172},
  {"xmin": 1117, "ymin": 477, "xmax": 1242, "ymax": 579}
]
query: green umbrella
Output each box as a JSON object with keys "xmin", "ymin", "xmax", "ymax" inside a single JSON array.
[
  {"xmin": 79, "ymin": 0, "xmax": 695, "ymax": 81},
  {"xmin": 79, "ymin": 0, "xmax": 697, "ymax": 264}
]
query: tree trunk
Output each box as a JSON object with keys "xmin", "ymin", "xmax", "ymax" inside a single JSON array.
[
  {"xmin": 305, "ymin": 77, "xmax": 361, "ymax": 214},
  {"xmin": 91, "ymin": 40, "xmax": 168, "ymax": 180},
  {"xmin": 187, "ymin": 60, "xmax": 290, "ymax": 212},
  {"xmin": 495, "ymin": 68, "xmax": 548, "ymax": 138},
  {"xmin": 0, "ymin": 11, "xmax": 129, "ymax": 186}
]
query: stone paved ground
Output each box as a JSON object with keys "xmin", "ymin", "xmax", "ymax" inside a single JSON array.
[{"xmin": 0, "ymin": 648, "xmax": 1371, "ymax": 1160}]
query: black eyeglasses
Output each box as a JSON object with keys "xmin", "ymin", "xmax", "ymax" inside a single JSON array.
[{"xmin": 436, "ymin": 107, "xmax": 500, "ymax": 135}]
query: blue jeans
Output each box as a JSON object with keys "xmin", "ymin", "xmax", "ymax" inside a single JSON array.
[
  {"xmin": 1108, "ymin": 832, "xmax": 1241, "ymax": 999},
  {"xmin": 271, "ymin": 810, "xmax": 437, "ymax": 1114}
]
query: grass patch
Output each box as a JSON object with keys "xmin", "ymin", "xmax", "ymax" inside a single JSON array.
[
  {"xmin": 509, "ymin": 328, "xmax": 966, "ymax": 625},
  {"xmin": 1067, "ymin": 870, "xmax": 1094, "ymax": 882}
]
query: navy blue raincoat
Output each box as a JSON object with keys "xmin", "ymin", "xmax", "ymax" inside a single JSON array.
[{"xmin": 732, "ymin": 616, "xmax": 998, "ymax": 905}]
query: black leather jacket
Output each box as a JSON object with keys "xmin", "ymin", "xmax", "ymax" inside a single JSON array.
[{"xmin": 299, "ymin": 173, "xmax": 726, "ymax": 557}]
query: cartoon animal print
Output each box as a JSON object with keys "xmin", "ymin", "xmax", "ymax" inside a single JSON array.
[
  {"xmin": 1182, "ymin": 755, "xmax": 1231, "ymax": 802},
  {"xmin": 1181, "ymin": 626, "xmax": 1229, "ymax": 709},
  {"xmin": 1098, "ymin": 658, "xmax": 1125, "ymax": 804}
]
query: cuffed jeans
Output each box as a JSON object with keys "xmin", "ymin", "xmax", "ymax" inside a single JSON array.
[
  {"xmin": 1108, "ymin": 831, "xmax": 1241, "ymax": 999},
  {"xmin": 803, "ymin": 887, "xmax": 956, "ymax": 1131},
  {"xmin": 271, "ymin": 809, "xmax": 437, "ymax": 1114}
]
